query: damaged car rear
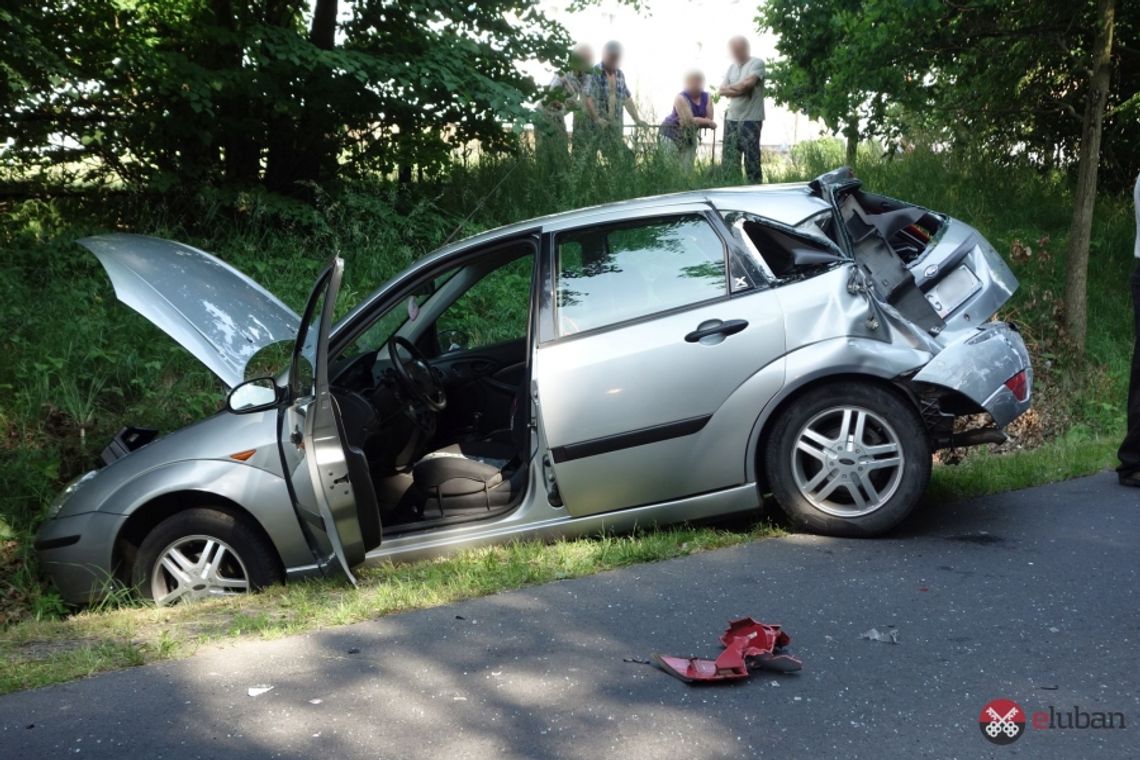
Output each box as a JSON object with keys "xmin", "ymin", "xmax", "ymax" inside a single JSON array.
[
  {"xmin": 37, "ymin": 168, "xmax": 1031, "ymax": 605},
  {"xmin": 710, "ymin": 167, "xmax": 1030, "ymax": 534}
]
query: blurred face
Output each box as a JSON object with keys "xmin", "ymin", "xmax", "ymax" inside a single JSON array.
[
  {"xmin": 729, "ymin": 38, "xmax": 749, "ymax": 62},
  {"xmin": 684, "ymin": 73, "xmax": 704, "ymax": 95},
  {"xmin": 574, "ymin": 46, "xmax": 594, "ymax": 71},
  {"xmin": 603, "ymin": 46, "xmax": 621, "ymax": 70}
]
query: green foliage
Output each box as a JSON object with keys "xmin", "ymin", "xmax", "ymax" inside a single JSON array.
[
  {"xmin": 0, "ymin": 1, "xmax": 570, "ymax": 196},
  {"xmin": 436, "ymin": 256, "xmax": 534, "ymax": 349},
  {"xmin": 758, "ymin": 0, "xmax": 1140, "ymax": 188}
]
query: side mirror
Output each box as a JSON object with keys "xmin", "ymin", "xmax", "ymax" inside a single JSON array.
[
  {"xmin": 439, "ymin": 328, "xmax": 470, "ymax": 353},
  {"xmin": 226, "ymin": 377, "xmax": 280, "ymax": 414}
]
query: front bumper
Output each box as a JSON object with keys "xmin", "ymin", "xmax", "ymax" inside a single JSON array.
[
  {"xmin": 913, "ymin": 321, "xmax": 1033, "ymax": 428},
  {"xmin": 35, "ymin": 511, "xmax": 129, "ymax": 605}
]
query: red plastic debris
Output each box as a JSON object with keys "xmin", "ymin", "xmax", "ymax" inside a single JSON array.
[{"xmin": 651, "ymin": 617, "xmax": 802, "ymax": 683}]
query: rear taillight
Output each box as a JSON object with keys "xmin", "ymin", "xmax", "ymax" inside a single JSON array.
[{"xmin": 1004, "ymin": 370, "xmax": 1029, "ymax": 402}]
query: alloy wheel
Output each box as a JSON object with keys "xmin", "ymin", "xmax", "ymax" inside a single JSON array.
[
  {"xmin": 790, "ymin": 405, "xmax": 905, "ymax": 517},
  {"xmin": 150, "ymin": 534, "xmax": 251, "ymax": 606}
]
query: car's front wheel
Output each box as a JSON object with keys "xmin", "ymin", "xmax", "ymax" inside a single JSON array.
[
  {"xmin": 764, "ymin": 383, "xmax": 930, "ymax": 536},
  {"xmin": 133, "ymin": 507, "xmax": 283, "ymax": 606}
]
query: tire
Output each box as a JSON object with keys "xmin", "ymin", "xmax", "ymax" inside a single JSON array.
[
  {"xmin": 764, "ymin": 382, "xmax": 930, "ymax": 537},
  {"xmin": 133, "ymin": 507, "xmax": 284, "ymax": 606}
]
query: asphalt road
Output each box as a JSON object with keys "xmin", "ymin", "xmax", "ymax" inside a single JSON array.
[{"xmin": 1, "ymin": 473, "xmax": 1137, "ymax": 759}]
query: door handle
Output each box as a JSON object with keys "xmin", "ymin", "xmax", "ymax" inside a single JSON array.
[{"xmin": 684, "ymin": 319, "xmax": 749, "ymax": 343}]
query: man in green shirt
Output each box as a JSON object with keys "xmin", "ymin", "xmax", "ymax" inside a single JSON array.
[
  {"xmin": 719, "ymin": 36, "xmax": 765, "ymax": 182},
  {"xmin": 540, "ymin": 44, "xmax": 594, "ymax": 159}
]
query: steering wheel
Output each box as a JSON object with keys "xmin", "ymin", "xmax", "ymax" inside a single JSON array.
[{"xmin": 387, "ymin": 336, "xmax": 447, "ymax": 412}]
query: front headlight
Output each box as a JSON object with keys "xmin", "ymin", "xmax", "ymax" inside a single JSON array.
[{"xmin": 46, "ymin": 470, "xmax": 98, "ymax": 519}]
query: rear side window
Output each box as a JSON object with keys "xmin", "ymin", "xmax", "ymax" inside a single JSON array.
[{"xmin": 555, "ymin": 215, "xmax": 727, "ymax": 335}]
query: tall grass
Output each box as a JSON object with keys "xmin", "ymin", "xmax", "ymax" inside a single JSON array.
[{"xmin": 0, "ymin": 138, "xmax": 1134, "ymax": 625}]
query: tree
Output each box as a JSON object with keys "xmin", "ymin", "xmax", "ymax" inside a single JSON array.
[
  {"xmin": 757, "ymin": 0, "xmax": 898, "ymax": 166},
  {"xmin": 758, "ymin": 0, "xmax": 1137, "ymax": 351},
  {"xmin": 1064, "ymin": 0, "xmax": 1116, "ymax": 352},
  {"xmin": 759, "ymin": 1, "xmax": 1136, "ymax": 177},
  {"xmin": 0, "ymin": 1, "xmax": 569, "ymax": 197}
]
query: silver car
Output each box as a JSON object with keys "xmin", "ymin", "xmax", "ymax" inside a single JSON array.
[{"xmin": 37, "ymin": 169, "xmax": 1032, "ymax": 605}]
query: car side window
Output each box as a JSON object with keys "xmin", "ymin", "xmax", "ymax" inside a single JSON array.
[
  {"xmin": 555, "ymin": 215, "xmax": 727, "ymax": 336},
  {"xmin": 436, "ymin": 255, "xmax": 533, "ymax": 351},
  {"xmin": 722, "ymin": 210, "xmax": 843, "ymax": 283}
]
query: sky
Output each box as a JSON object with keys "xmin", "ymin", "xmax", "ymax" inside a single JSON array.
[{"xmin": 531, "ymin": 0, "xmax": 826, "ymax": 147}]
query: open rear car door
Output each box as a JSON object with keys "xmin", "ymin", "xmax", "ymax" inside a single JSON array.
[{"xmin": 278, "ymin": 258, "xmax": 381, "ymax": 584}]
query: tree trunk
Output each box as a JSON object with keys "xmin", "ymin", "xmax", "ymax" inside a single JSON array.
[
  {"xmin": 295, "ymin": 0, "xmax": 339, "ymax": 198},
  {"xmin": 265, "ymin": 0, "xmax": 338, "ymax": 198},
  {"xmin": 309, "ymin": 0, "xmax": 337, "ymax": 48},
  {"xmin": 844, "ymin": 121, "xmax": 859, "ymax": 167},
  {"xmin": 1063, "ymin": 0, "xmax": 1116, "ymax": 353},
  {"xmin": 211, "ymin": 0, "xmax": 260, "ymax": 185},
  {"xmin": 263, "ymin": 0, "xmax": 305, "ymax": 194}
]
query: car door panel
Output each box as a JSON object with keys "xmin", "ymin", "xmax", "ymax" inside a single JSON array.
[
  {"xmin": 534, "ymin": 294, "xmax": 783, "ymax": 516},
  {"xmin": 278, "ymin": 258, "xmax": 380, "ymax": 583},
  {"xmin": 533, "ymin": 206, "xmax": 786, "ymax": 517}
]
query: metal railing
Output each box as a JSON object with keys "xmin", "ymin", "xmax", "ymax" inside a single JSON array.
[{"xmin": 546, "ymin": 122, "xmax": 722, "ymax": 165}]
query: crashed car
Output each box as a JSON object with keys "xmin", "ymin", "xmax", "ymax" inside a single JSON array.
[{"xmin": 37, "ymin": 168, "xmax": 1032, "ymax": 605}]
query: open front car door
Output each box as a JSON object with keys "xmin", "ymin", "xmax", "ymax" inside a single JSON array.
[{"xmin": 278, "ymin": 258, "xmax": 381, "ymax": 584}]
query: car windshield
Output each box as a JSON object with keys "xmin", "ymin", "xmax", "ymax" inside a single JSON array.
[{"xmin": 337, "ymin": 269, "xmax": 458, "ymax": 362}]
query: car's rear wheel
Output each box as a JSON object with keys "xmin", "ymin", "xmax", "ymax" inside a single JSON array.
[
  {"xmin": 764, "ymin": 383, "xmax": 930, "ymax": 536},
  {"xmin": 133, "ymin": 507, "xmax": 283, "ymax": 606}
]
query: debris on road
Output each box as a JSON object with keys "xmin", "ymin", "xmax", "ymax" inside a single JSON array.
[
  {"xmin": 860, "ymin": 627, "xmax": 900, "ymax": 644},
  {"xmin": 652, "ymin": 617, "xmax": 802, "ymax": 683},
  {"xmin": 247, "ymin": 686, "xmax": 274, "ymax": 697}
]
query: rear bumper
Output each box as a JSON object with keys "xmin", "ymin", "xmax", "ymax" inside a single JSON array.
[
  {"xmin": 35, "ymin": 512, "xmax": 128, "ymax": 605},
  {"xmin": 913, "ymin": 321, "xmax": 1032, "ymax": 428}
]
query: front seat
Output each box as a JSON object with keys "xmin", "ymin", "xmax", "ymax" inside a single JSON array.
[{"xmin": 412, "ymin": 380, "xmax": 530, "ymax": 514}]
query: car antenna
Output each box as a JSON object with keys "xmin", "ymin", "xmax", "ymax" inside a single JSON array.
[{"xmin": 439, "ymin": 158, "xmax": 521, "ymax": 247}]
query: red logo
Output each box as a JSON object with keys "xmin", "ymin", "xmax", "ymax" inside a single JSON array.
[{"xmin": 980, "ymin": 699, "xmax": 1026, "ymax": 744}]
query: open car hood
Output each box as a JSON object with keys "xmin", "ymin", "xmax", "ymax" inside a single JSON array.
[{"xmin": 80, "ymin": 234, "xmax": 300, "ymax": 388}]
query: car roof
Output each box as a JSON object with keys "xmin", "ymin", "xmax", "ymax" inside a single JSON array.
[{"xmin": 428, "ymin": 182, "xmax": 827, "ymax": 260}]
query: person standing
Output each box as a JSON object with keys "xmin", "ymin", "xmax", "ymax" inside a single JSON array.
[
  {"xmin": 1117, "ymin": 170, "xmax": 1140, "ymax": 486},
  {"xmin": 660, "ymin": 70, "xmax": 716, "ymax": 170},
  {"xmin": 585, "ymin": 41, "xmax": 646, "ymax": 156},
  {"xmin": 540, "ymin": 44, "xmax": 594, "ymax": 160},
  {"xmin": 719, "ymin": 36, "xmax": 765, "ymax": 183}
]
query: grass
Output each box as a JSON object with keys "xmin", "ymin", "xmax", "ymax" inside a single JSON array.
[
  {"xmin": 0, "ymin": 137, "xmax": 1135, "ymax": 690},
  {"xmin": 925, "ymin": 429, "xmax": 1120, "ymax": 504},
  {"xmin": 0, "ymin": 521, "xmax": 782, "ymax": 694}
]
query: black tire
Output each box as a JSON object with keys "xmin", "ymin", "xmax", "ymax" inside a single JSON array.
[
  {"xmin": 764, "ymin": 382, "xmax": 930, "ymax": 537},
  {"xmin": 133, "ymin": 507, "xmax": 284, "ymax": 604}
]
